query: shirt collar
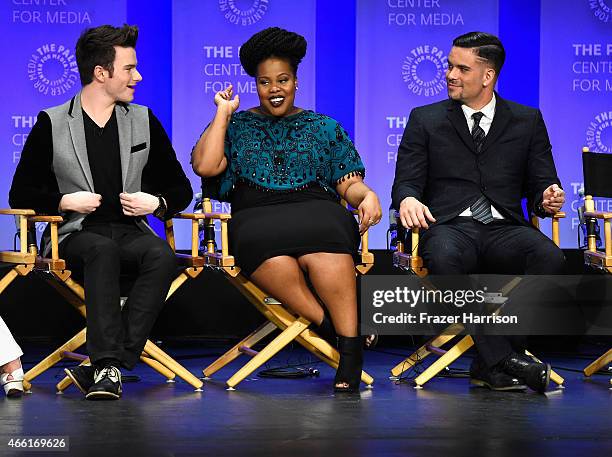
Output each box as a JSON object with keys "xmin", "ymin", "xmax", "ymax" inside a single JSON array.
[{"xmin": 461, "ymin": 93, "xmax": 496, "ymax": 121}]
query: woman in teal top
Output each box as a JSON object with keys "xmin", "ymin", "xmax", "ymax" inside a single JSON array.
[{"xmin": 192, "ymin": 27, "xmax": 382, "ymax": 393}]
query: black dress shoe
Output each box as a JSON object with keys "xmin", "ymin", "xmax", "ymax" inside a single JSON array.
[
  {"xmin": 64, "ymin": 364, "xmax": 95, "ymax": 395},
  {"xmin": 86, "ymin": 366, "xmax": 122, "ymax": 400},
  {"xmin": 470, "ymin": 359, "xmax": 526, "ymax": 391},
  {"xmin": 502, "ymin": 352, "xmax": 551, "ymax": 393}
]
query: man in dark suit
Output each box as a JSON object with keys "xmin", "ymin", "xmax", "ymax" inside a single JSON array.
[
  {"xmin": 9, "ymin": 25, "xmax": 192, "ymax": 400},
  {"xmin": 391, "ymin": 32, "xmax": 566, "ymax": 392}
]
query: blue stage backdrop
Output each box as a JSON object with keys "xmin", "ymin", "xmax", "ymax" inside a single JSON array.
[
  {"xmin": 0, "ymin": 1, "xmax": 127, "ymax": 244},
  {"xmin": 171, "ymin": 0, "xmax": 316, "ymax": 249},
  {"xmin": 355, "ymin": 0, "xmax": 499, "ymax": 249},
  {"xmin": 2, "ymin": 0, "xmax": 605, "ymax": 251},
  {"xmin": 539, "ymin": 0, "xmax": 612, "ymax": 247}
]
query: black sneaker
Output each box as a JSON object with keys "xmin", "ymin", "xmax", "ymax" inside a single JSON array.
[
  {"xmin": 85, "ymin": 366, "xmax": 122, "ymax": 400},
  {"xmin": 470, "ymin": 358, "xmax": 527, "ymax": 391},
  {"xmin": 64, "ymin": 364, "xmax": 95, "ymax": 395}
]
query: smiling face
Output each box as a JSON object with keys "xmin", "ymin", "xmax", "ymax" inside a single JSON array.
[
  {"xmin": 446, "ymin": 46, "xmax": 495, "ymax": 109},
  {"xmin": 101, "ymin": 46, "xmax": 142, "ymax": 103},
  {"xmin": 255, "ymin": 57, "xmax": 297, "ymax": 117}
]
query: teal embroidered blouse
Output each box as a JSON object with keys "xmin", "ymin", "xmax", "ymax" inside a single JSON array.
[{"xmin": 218, "ymin": 110, "xmax": 365, "ymax": 199}]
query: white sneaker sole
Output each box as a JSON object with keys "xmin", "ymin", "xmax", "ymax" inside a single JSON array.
[{"xmin": 85, "ymin": 390, "xmax": 122, "ymax": 400}]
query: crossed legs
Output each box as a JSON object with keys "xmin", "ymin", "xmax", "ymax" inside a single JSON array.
[
  {"xmin": 250, "ymin": 253, "xmax": 358, "ymax": 337},
  {"xmin": 250, "ymin": 253, "xmax": 360, "ymax": 390}
]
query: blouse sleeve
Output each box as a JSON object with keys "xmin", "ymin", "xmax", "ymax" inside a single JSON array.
[
  {"xmin": 327, "ymin": 120, "xmax": 365, "ymax": 185},
  {"xmin": 192, "ymin": 118, "xmax": 236, "ymax": 200}
]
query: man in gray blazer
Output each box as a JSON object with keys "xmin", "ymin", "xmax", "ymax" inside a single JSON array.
[{"xmin": 10, "ymin": 25, "xmax": 192, "ymax": 400}]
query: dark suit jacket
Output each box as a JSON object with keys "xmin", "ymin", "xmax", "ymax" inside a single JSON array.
[{"xmin": 391, "ymin": 94, "xmax": 561, "ymax": 226}]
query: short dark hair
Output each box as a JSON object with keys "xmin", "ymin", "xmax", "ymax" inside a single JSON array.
[
  {"xmin": 452, "ymin": 31, "xmax": 505, "ymax": 75},
  {"xmin": 239, "ymin": 27, "xmax": 307, "ymax": 77},
  {"xmin": 75, "ymin": 24, "xmax": 138, "ymax": 85}
]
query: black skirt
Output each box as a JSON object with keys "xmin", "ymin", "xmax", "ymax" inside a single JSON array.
[{"xmin": 228, "ymin": 184, "xmax": 360, "ymax": 276}]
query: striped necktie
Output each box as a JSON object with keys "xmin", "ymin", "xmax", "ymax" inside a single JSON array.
[{"xmin": 470, "ymin": 112, "xmax": 494, "ymax": 224}]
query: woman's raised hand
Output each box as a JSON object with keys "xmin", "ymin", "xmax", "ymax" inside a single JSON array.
[{"xmin": 214, "ymin": 84, "xmax": 240, "ymax": 115}]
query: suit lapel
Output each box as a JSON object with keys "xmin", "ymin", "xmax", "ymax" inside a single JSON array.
[
  {"xmin": 446, "ymin": 101, "xmax": 477, "ymax": 154},
  {"xmin": 481, "ymin": 94, "xmax": 512, "ymax": 154},
  {"xmin": 116, "ymin": 104, "xmax": 132, "ymax": 191},
  {"xmin": 67, "ymin": 93, "xmax": 95, "ymax": 192}
]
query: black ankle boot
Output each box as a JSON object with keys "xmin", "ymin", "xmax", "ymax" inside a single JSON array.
[
  {"xmin": 334, "ymin": 336, "xmax": 364, "ymax": 393},
  {"xmin": 313, "ymin": 316, "xmax": 337, "ymax": 347}
]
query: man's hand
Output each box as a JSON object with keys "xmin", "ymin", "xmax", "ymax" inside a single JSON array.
[
  {"xmin": 541, "ymin": 184, "xmax": 565, "ymax": 214},
  {"xmin": 119, "ymin": 192, "xmax": 159, "ymax": 216},
  {"xmin": 398, "ymin": 196, "xmax": 436, "ymax": 229},
  {"xmin": 59, "ymin": 191, "xmax": 102, "ymax": 214}
]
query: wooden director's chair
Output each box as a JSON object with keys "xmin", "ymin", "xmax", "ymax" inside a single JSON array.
[
  {"xmin": 197, "ymin": 193, "xmax": 375, "ymax": 390},
  {"xmin": 0, "ymin": 208, "xmax": 206, "ymax": 392},
  {"xmin": 390, "ymin": 211, "xmax": 566, "ymax": 389},
  {"xmin": 581, "ymin": 146, "xmax": 612, "ymax": 386}
]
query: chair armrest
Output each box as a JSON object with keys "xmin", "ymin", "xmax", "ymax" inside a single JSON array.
[
  {"xmin": 0, "ymin": 209, "xmax": 38, "ymax": 254},
  {"xmin": 173, "ymin": 212, "xmax": 231, "ymax": 220},
  {"xmin": 29, "ymin": 215, "xmax": 63, "ymax": 223},
  {"xmin": 584, "ymin": 211, "xmax": 612, "ymax": 220},
  {"xmin": 168, "ymin": 212, "xmax": 233, "ymax": 260},
  {"xmin": 0, "ymin": 209, "xmax": 36, "ymax": 216}
]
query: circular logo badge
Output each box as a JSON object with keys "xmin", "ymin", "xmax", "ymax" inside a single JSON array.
[
  {"xmin": 219, "ymin": 0, "xmax": 269, "ymax": 26},
  {"xmin": 586, "ymin": 111, "xmax": 612, "ymax": 153},
  {"xmin": 402, "ymin": 45, "xmax": 448, "ymax": 97},
  {"xmin": 27, "ymin": 43, "xmax": 79, "ymax": 97},
  {"xmin": 590, "ymin": 0, "xmax": 611, "ymax": 22}
]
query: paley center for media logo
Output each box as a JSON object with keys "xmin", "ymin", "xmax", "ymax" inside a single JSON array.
[
  {"xmin": 219, "ymin": 0, "xmax": 269, "ymax": 26},
  {"xmin": 402, "ymin": 44, "xmax": 448, "ymax": 97},
  {"xmin": 590, "ymin": 0, "xmax": 611, "ymax": 23},
  {"xmin": 28, "ymin": 43, "xmax": 78, "ymax": 97},
  {"xmin": 586, "ymin": 111, "xmax": 612, "ymax": 153}
]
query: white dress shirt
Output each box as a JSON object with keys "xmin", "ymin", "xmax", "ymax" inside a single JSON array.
[{"xmin": 458, "ymin": 94, "xmax": 504, "ymax": 219}]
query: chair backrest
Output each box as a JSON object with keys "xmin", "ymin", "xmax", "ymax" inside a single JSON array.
[
  {"xmin": 581, "ymin": 147, "xmax": 611, "ymax": 258},
  {"xmin": 582, "ymin": 147, "xmax": 612, "ymax": 198}
]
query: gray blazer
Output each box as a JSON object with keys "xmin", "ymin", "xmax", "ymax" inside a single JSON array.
[{"xmin": 41, "ymin": 92, "xmax": 155, "ymax": 255}]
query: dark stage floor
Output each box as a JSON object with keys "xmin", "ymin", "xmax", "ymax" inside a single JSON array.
[{"xmin": 1, "ymin": 341, "xmax": 611, "ymax": 457}]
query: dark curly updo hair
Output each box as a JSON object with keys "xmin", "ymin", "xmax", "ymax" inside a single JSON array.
[{"xmin": 239, "ymin": 27, "xmax": 307, "ymax": 77}]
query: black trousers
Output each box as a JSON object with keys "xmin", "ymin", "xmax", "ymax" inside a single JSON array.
[
  {"xmin": 420, "ymin": 217, "xmax": 566, "ymax": 368},
  {"xmin": 59, "ymin": 223, "xmax": 177, "ymax": 370}
]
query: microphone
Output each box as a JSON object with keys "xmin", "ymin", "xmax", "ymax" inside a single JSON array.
[
  {"xmin": 577, "ymin": 188, "xmax": 585, "ymax": 225},
  {"xmin": 389, "ymin": 207, "xmax": 398, "ymax": 250}
]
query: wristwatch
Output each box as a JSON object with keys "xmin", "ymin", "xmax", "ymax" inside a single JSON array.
[{"xmin": 153, "ymin": 195, "xmax": 167, "ymax": 219}]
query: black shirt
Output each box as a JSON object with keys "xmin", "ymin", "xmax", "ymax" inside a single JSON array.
[{"xmin": 82, "ymin": 109, "xmax": 133, "ymax": 226}]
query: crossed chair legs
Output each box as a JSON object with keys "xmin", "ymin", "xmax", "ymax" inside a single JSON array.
[
  {"xmin": 22, "ymin": 270, "xmax": 203, "ymax": 393},
  {"xmin": 202, "ymin": 271, "xmax": 374, "ymax": 390},
  {"xmin": 390, "ymin": 324, "xmax": 565, "ymax": 389}
]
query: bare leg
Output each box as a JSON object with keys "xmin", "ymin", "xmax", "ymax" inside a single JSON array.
[
  {"xmin": 297, "ymin": 253, "xmax": 357, "ymax": 337},
  {"xmin": 250, "ymin": 256, "xmax": 325, "ymax": 325}
]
